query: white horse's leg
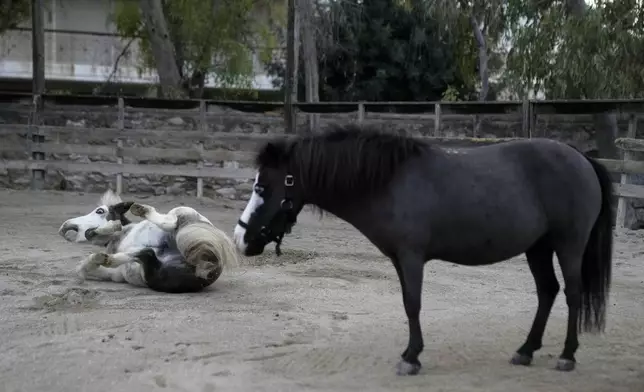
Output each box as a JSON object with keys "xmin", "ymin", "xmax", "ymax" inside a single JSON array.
[
  {"xmin": 86, "ymin": 220, "xmax": 123, "ymax": 244},
  {"xmin": 76, "ymin": 253, "xmax": 147, "ymax": 287},
  {"xmin": 120, "ymin": 262, "xmax": 147, "ymax": 287},
  {"xmin": 104, "ymin": 250, "xmax": 145, "ymax": 267},
  {"xmin": 129, "ymin": 203, "xmax": 178, "ymax": 231},
  {"xmin": 93, "ymin": 220, "xmax": 123, "ymax": 236},
  {"xmin": 76, "ymin": 253, "xmax": 126, "ymax": 283}
]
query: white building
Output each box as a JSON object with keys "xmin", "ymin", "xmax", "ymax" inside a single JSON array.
[{"xmin": 0, "ymin": 0, "xmax": 278, "ymax": 90}]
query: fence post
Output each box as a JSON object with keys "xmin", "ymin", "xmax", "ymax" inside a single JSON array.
[
  {"xmin": 196, "ymin": 100, "xmax": 207, "ymax": 198},
  {"xmin": 196, "ymin": 142, "xmax": 204, "ymax": 198},
  {"xmin": 529, "ymin": 100, "xmax": 536, "ymax": 138},
  {"xmin": 307, "ymin": 106, "xmax": 319, "ymax": 133},
  {"xmin": 357, "ymin": 102, "xmax": 365, "ymax": 123},
  {"xmin": 521, "ymin": 98, "xmax": 530, "ymax": 138},
  {"xmin": 616, "ymin": 113, "xmax": 638, "ymax": 228},
  {"xmin": 115, "ymin": 97, "xmax": 124, "ymax": 195},
  {"xmin": 29, "ymin": 94, "xmax": 45, "ymax": 190},
  {"xmin": 433, "ymin": 102, "xmax": 442, "ymax": 137}
]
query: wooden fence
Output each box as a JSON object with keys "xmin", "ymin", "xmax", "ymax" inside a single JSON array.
[{"xmin": 1, "ymin": 93, "xmax": 644, "ymax": 227}]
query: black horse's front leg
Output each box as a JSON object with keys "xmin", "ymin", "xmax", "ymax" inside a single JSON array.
[{"xmin": 392, "ymin": 254, "xmax": 425, "ymax": 376}]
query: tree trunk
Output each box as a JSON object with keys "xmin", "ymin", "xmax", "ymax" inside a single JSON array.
[
  {"xmin": 470, "ymin": 14, "xmax": 489, "ymax": 101},
  {"xmin": 139, "ymin": 0, "xmax": 187, "ymax": 99},
  {"xmin": 293, "ymin": 3, "xmax": 300, "ymax": 103},
  {"xmin": 469, "ymin": 12, "xmax": 488, "ymax": 136},
  {"xmin": 300, "ymin": 0, "xmax": 320, "ymax": 133}
]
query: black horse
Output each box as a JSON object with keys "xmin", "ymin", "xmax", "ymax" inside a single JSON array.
[{"xmin": 233, "ymin": 124, "xmax": 614, "ymax": 376}]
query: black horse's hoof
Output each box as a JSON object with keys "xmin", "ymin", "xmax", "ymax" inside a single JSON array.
[
  {"xmin": 555, "ymin": 358, "xmax": 576, "ymax": 371},
  {"xmin": 396, "ymin": 360, "xmax": 421, "ymax": 376},
  {"xmin": 509, "ymin": 352, "xmax": 532, "ymax": 366}
]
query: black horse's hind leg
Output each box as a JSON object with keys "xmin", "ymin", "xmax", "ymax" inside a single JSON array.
[
  {"xmin": 392, "ymin": 254, "xmax": 425, "ymax": 376},
  {"xmin": 511, "ymin": 237, "xmax": 558, "ymax": 366},
  {"xmin": 554, "ymin": 247, "xmax": 584, "ymax": 372}
]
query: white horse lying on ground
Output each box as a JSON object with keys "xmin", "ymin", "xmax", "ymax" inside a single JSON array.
[{"xmin": 58, "ymin": 190, "xmax": 239, "ymax": 293}]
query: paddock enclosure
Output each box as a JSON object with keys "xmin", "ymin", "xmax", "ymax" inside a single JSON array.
[
  {"xmin": 0, "ymin": 190, "xmax": 642, "ymax": 392},
  {"xmin": 0, "ymin": 95, "xmax": 643, "ymax": 391}
]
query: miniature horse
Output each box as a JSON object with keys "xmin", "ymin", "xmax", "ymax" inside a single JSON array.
[
  {"xmin": 59, "ymin": 190, "xmax": 238, "ymax": 293},
  {"xmin": 233, "ymin": 124, "xmax": 614, "ymax": 376}
]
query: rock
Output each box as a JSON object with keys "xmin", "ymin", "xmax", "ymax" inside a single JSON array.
[
  {"xmin": 215, "ymin": 187, "xmax": 237, "ymax": 199},
  {"xmin": 215, "ymin": 178, "xmax": 235, "ymax": 186},
  {"xmin": 165, "ymin": 183, "xmax": 185, "ymax": 195},
  {"xmin": 235, "ymin": 182, "xmax": 253, "ymax": 193},
  {"xmin": 66, "ymin": 119, "xmax": 86, "ymax": 127},
  {"xmin": 167, "ymin": 117, "xmax": 185, "ymax": 126}
]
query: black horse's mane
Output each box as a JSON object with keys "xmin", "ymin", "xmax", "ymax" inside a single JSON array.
[{"xmin": 256, "ymin": 124, "xmax": 431, "ymax": 205}]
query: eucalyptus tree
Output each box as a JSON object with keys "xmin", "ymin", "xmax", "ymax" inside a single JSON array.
[{"xmin": 113, "ymin": 0, "xmax": 285, "ymax": 98}]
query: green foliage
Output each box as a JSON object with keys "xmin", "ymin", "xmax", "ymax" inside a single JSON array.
[
  {"xmin": 441, "ymin": 85, "xmax": 463, "ymax": 101},
  {"xmin": 503, "ymin": 0, "xmax": 644, "ymax": 99},
  {"xmin": 267, "ymin": 0, "xmax": 470, "ymax": 102},
  {"xmin": 111, "ymin": 0, "xmax": 284, "ymax": 92},
  {"xmin": 0, "ymin": 0, "xmax": 31, "ymax": 34}
]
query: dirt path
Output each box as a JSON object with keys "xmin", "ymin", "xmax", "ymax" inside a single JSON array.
[{"xmin": 0, "ymin": 189, "xmax": 642, "ymax": 392}]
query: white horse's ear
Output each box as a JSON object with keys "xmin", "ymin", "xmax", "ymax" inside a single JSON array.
[{"xmin": 100, "ymin": 189, "xmax": 122, "ymax": 207}]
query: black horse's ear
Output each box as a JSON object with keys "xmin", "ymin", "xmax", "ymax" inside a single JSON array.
[{"xmin": 257, "ymin": 140, "xmax": 288, "ymax": 168}]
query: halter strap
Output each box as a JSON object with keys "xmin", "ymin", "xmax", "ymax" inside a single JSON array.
[{"xmin": 240, "ymin": 173, "xmax": 297, "ymax": 256}]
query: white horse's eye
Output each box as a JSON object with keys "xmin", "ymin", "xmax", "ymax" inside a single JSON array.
[{"xmin": 96, "ymin": 208, "xmax": 106, "ymax": 214}]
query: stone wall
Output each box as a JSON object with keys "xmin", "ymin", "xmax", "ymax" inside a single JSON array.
[{"xmin": 1, "ymin": 100, "xmax": 643, "ymax": 225}]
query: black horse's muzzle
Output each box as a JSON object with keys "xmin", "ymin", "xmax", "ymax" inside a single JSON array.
[
  {"xmin": 243, "ymin": 240, "xmax": 267, "ymax": 256},
  {"xmin": 238, "ymin": 174, "xmax": 298, "ymax": 256},
  {"xmin": 237, "ymin": 213, "xmax": 296, "ymax": 256}
]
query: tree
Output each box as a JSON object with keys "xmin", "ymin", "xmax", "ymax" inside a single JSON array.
[
  {"xmin": 267, "ymin": 0, "xmax": 469, "ymax": 102},
  {"xmin": 504, "ymin": 0, "xmax": 644, "ymax": 102},
  {"xmin": 0, "ymin": 0, "xmax": 30, "ymax": 34},
  {"xmin": 504, "ymin": 0, "xmax": 644, "ymax": 227},
  {"xmin": 503, "ymin": 0, "xmax": 644, "ymax": 159},
  {"xmin": 111, "ymin": 0, "xmax": 285, "ymax": 98},
  {"xmin": 299, "ymin": 0, "xmax": 319, "ymax": 131}
]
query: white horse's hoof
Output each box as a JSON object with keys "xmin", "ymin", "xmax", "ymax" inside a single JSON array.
[
  {"xmin": 75, "ymin": 264, "xmax": 88, "ymax": 281},
  {"xmin": 129, "ymin": 203, "xmax": 151, "ymax": 218},
  {"xmin": 89, "ymin": 253, "xmax": 110, "ymax": 267}
]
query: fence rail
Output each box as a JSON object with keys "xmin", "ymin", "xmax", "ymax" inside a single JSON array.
[{"xmin": 1, "ymin": 93, "xmax": 644, "ymax": 227}]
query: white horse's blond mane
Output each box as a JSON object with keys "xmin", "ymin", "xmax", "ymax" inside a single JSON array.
[
  {"xmin": 175, "ymin": 222, "xmax": 240, "ymax": 278},
  {"xmin": 100, "ymin": 189, "xmax": 122, "ymax": 207}
]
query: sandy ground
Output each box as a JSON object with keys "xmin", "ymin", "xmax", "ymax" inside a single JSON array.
[{"xmin": 0, "ymin": 189, "xmax": 642, "ymax": 392}]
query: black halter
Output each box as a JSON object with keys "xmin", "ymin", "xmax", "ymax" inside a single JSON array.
[{"xmin": 237, "ymin": 174, "xmax": 298, "ymax": 256}]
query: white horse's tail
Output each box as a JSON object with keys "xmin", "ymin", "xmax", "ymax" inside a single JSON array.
[{"xmin": 175, "ymin": 220, "xmax": 239, "ymax": 283}]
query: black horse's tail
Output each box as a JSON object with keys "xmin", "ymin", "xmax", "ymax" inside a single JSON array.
[{"xmin": 579, "ymin": 156, "xmax": 614, "ymax": 333}]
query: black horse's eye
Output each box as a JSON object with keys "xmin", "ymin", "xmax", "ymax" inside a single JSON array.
[
  {"xmin": 96, "ymin": 208, "xmax": 105, "ymax": 214},
  {"xmin": 254, "ymin": 184, "xmax": 265, "ymax": 195}
]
